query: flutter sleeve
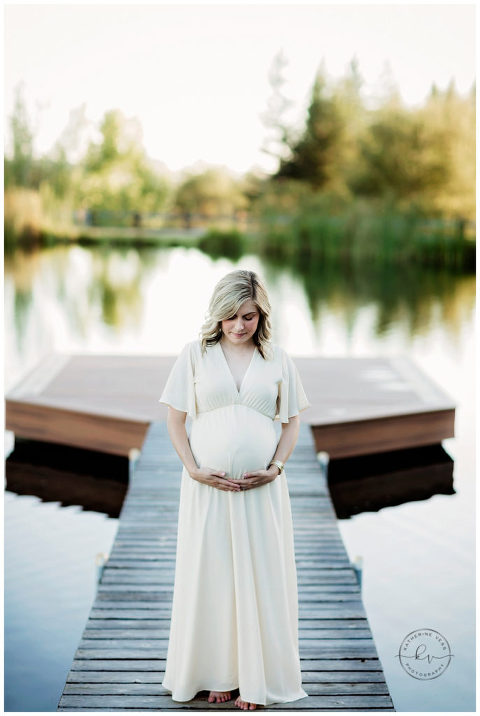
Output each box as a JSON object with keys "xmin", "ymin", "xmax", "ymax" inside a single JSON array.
[
  {"xmin": 158, "ymin": 341, "xmax": 197, "ymax": 419},
  {"xmin": 275, "ymin": 348, "xmax": 311, "ymax": 424}
]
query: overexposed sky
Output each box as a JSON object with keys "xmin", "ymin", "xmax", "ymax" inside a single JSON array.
[{"xmin": 4, "ymin": 2, "xmax": 476, "ymax": 174}]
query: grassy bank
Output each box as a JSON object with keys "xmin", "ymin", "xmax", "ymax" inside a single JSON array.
[
  {"xmin": 4, "ymin": 189, "xmax": 475, "ymax": 271},
  {"xmin": 255, "ymin": 203, "xmax": 475, "ymax": 270}
]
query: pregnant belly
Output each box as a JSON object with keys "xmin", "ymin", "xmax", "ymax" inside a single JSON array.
[{"xmin": 189, "ymin": 405, "xmax": 278, "ymax": 480}]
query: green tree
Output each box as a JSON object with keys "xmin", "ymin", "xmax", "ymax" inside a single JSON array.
[
  {"xmin": 75, "ymin": 109, "xmax": 170, "ymax": 215},
  {"xmin": 349, "ymin": 106, "xmax": 449, "ymax": 211},
  {"xmin": 260, "ymin": 50, "xmax": 296, "ymax": 167},
  {"xmin": 274, "ymin": 64, "xmax": 347, "ymax": 192},
  {"xmin": 34, "ymin": 147, "xmax": 72, "ymax": 200},
  {"xmin": 417, "ymin": 81, "xmax": 475, "ymax": 219},
  {"xmin": 174, "ymin": 168, "xmax": 248, "ymax": 219},
  {"xmin": 5, "ymin": 82, "xmax": 34, "ymax": 188},
  {"xmin": 83, "ymin": 109, "xmax": 142, "ymax": 172},
  {"xmin": 350, "ymin": 81, "xmax": 475, "ymax": 219},
  {"xmin": 331, "ymin": 57, "xmax": 369, "ymax": 198}
]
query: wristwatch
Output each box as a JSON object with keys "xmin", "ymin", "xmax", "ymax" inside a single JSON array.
[{"xmin": 269, "ymin": 460, "xmax": 285, "ymax": 475}]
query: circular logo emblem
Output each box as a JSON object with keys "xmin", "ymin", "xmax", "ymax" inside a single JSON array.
[{"xmin": 398, "ymin": 629, "xmax": 453, "ymax": 679}]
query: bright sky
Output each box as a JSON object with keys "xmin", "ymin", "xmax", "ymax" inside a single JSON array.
[{"xmin": 4, "ymin": 1, "xmax": 476, "ymax": 174}]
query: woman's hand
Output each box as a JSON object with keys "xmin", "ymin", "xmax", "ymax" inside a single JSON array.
[
  {"xmin": 238, "ymin": 465, "xmax": 280, "ymax": 491},
  {"xmin": 190, "ymin": 466, "xmax": 241, "ymax": 492}
]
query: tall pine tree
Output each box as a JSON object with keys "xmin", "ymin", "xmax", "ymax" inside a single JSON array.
[{"xmin": 274, "ymin": 65, "xmax": 346, "ymax": 191}]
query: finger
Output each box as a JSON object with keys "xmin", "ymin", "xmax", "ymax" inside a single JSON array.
[
  {"xmin": 216, "ymin": 481, "xmax": 239, "ymax": 491},
  {"xmin": 211, "ymin": 473, "xmax": 231, "ymax": 483},
  {"xmin": 217, "ymin": 475, "xmax": 240, "ymax": 488},
  {"xmin": 224, "ymin": 477, "xmax": 243, "ymax": 487},
  {"xmin": 216, "ymin": 477, "xmax": 240, "ymax": 488},
  {"xmin": 242, "ymin": 478, "xmax": 265, "ymax": 488}
]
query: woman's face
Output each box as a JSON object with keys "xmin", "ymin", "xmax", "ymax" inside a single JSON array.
[{"xmin": 220, "ymin": 299, "xmax": 260, "ymax": 346}]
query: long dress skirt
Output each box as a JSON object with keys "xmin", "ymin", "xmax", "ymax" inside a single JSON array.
[{"xmin": 161, "ymin": 404, "xmax": 309, "ymax": 706}]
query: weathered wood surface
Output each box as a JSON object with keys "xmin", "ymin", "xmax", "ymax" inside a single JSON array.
[
  {"xmin": 7, "ymin": 353, "xmax": 455, "ymax": 457},
  {"xmin": 57, "ymin": 422, "xmax": 394, "ymax": 711}
]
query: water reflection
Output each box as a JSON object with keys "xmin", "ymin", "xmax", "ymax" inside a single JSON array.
[
  {"xmin": 5, "ymin": 438, "xmax": 129, "ymax": 516},
  {"xmin": 3, "ymin": 243, "xmax": 475, "ymax": 387},
  {"xmin": 327, "ymin": 444, "xmax": 455, "ymax": 519}
]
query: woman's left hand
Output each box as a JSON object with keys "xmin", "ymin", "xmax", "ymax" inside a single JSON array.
[{"xmin": 239, "ymin": 465, "xmax": 279, "ymax": 490}]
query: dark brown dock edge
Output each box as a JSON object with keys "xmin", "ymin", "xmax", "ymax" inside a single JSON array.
[{"xmin": 57, "ymin": 421, "xmax": 395, "ymax": 711}]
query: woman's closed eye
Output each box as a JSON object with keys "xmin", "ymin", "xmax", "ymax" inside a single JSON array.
[{"xmin": 226, "ymin": 314, "xmax": 256, "ymax": 321}]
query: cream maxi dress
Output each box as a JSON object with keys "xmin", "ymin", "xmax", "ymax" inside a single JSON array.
[{"xmin": 158, "ymin": 338, "xmax": 311, "ymax": 706}]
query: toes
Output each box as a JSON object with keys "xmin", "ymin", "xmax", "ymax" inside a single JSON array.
[
  {"xmin": 209, "ymin": 691, "xmax": 231, "ymax": 703},
  {"xmin": 236, "ymin": 696, "xmax": 257, "ymax": 710}
]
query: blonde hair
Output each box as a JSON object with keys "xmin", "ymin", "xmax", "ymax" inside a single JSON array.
[{"xmin": 199, "ymin": 269, "xmax": 273, "ymax": 360}]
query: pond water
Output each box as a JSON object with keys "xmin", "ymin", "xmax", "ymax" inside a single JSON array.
[{"xmin": 4, "ymin": 243, "xmax": 476, "ymax": 711}]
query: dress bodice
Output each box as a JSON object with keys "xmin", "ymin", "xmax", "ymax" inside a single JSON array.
[{"xmin": 159, "ymin": 339, "xmax": 311, "ymax": 424}]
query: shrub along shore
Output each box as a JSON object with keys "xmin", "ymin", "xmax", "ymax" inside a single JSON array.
[{"xmin": 4, "ymin": 208, "xmax": 475, "ymax": 272}]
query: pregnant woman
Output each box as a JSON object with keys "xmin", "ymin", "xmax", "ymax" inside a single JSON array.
[{"xmin": 158, "ymin": 269, "xmax": 311, "ymax": 709}]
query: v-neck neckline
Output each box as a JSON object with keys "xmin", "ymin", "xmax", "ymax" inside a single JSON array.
[{"xmin": 217, "ymin": 341, "xmax": 257, "ymax": 395}]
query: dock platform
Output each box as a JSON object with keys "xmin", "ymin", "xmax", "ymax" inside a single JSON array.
[
  {"xmin": 57, "ymin": 421, "xmax": 395, "ymax": 711},
  {"xmin": 6, "ymin": 352, "xmax": 456, "ymax": 458}
]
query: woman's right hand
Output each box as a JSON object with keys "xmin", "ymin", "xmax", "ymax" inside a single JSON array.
[{"xmin": 189, "ymin": 466, "xmax": 241, "ymax": 492}]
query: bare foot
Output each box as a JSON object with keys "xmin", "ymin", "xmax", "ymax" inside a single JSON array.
[
  {"xmin": 208, "ymin": 690, "xmax": 231, "ymax": 703},
  {"xmin": 235, "ymin": 695, "xmax": 257, "ymax": 710}
]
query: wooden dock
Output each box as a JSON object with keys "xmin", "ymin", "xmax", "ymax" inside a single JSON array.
[
  {"xmin": 57, "ymin": 421, "xmax": 394, "ymax": 711},
  {"xmin": 6, "ymin": 352, "xmax": 455, "ymax": 458},
  {"xmin": 7, "ymin": 349, "xmax": 453, "ymax": 711}
]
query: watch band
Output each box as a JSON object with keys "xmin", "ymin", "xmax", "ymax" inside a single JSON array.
[{"xmin": 270, "ymin": 460, "xmax": 285, "ymax": 474}]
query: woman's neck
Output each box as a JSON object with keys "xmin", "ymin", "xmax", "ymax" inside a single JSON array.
[{"xmin": 220, "ymin": 336, "xmax": 256, "ymax": 354}]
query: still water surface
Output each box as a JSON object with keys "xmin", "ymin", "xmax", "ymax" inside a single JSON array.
[{"xmin": 4, "ymin": 244, "xmax": 476, "ymax": 711}]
